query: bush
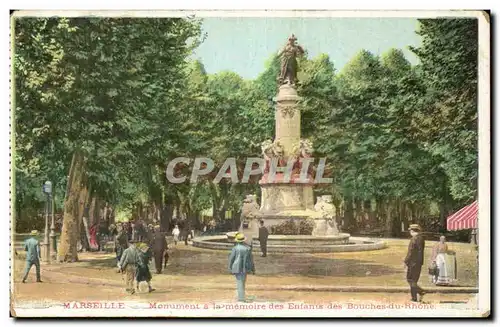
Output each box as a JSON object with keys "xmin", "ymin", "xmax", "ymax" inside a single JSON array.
[{"xmin": 270, "ymin": 219, "xmax": 314, "ymax": 235}]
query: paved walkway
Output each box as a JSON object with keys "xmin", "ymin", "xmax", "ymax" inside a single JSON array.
[{"xmin": 11, "ymin": 246, "xmax": 482, "ymax": 316}]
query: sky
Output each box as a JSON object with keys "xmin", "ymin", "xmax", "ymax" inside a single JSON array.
[{"xmin": 193, "ymin": 17, "xmax": 422, "ymax": 79}]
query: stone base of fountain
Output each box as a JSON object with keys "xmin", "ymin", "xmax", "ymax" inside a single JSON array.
[{"xmin": 192, "ymin": 234, "xmax": 387, "ymax": 253}]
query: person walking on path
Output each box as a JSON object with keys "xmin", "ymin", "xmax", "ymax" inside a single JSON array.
[
  {"xmin": 118, "ymin": 240, "xmax": 139, "ymax": 295},
  {"xmin": 22, "ymin": 230, "xmax": 42, "ymax": 283},
  {"xmin": 115, "ymin": 224, "xmax": 129, "ymax": 263},
  {"xmin": 183, "ymin": 223, "xmax": 191, "ymax": 246},
  {"xmin": 258, "ymin": 220, "xmax": 269, "ymax": 257},
  {"xmin": 404, "ymin": 224, "xmax": 426, "ymax": 302},
  {"xmin": 152, "ymin": 225, "xmax": 168, "ymax": 274},
  {"xmin": 146, "ymin": 224, "xmax": 155, "ymax": 245},
  {"xmin": 172, "ymin": 225, "xmax": 180, "ymax": 245},
  {"xmin": 125, "ymin": 222, "xmax": 132, "ymax": 241},
  {"xmin": 136, "ymin": 243, "xmax": 155, "ymax": 293},
  {"xmin": 228, "ymin": 233, "xmax": 255, "ymax": 302}
]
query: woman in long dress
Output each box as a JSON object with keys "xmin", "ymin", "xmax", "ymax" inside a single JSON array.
[
  {"xmin": 135, "ymin": 243, "xmax": 154, "ymax": 293},
  {"xmin": 430, "ymin": 236, "xmax": 457, "ymax": 285}
]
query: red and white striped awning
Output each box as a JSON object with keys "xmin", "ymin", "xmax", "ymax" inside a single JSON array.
[{"xmin": 447, "ymin": 200, "xmax": 478, "ymax": 231}]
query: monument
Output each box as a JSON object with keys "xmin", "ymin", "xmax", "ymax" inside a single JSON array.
[
  {"xmin": 193, "ymin": 35, "xmax": 386, "ymax": 253},
  {"xmin": 245, "ymin": 35, "xmax": 338, "ymax": 238}
]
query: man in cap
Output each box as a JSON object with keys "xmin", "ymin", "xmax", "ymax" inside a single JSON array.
[
  {"xmin": 118, "ymin": 239, "xmax": 139, "ymax": 294},
  {"xmin": 228, "ymin": 232, "xmax": 255, "ymax": 302},
  {"xmin": 404, "ymin": 224, "xmax": 426, "ymax": 302},
  {"xmin": 152, "ymin": 225, "xmax": 168, "ymax": 274},
  {"xmin": 21, "ymin": 230, "xmax": 42, "ymax": 283}
]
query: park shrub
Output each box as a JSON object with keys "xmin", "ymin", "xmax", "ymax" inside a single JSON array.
[{"xmin": 270, "ymin": 219, "xmax": 314, "ymax": 235}]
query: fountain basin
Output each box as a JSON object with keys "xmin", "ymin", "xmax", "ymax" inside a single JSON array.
[{"xmin": 193, "ymin": 234, "xmax": 387, "ymax": 253}]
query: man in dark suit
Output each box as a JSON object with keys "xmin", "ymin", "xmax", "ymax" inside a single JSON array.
[
  {"xmin": 152, "ymin": 225, "xmax": 168, "ymax": 274},
  {"xmin": 404, "ymin": 224, "xmax": 426, "ymax": 302},
  {"xmin": 258, "ymin": 220, "xmax": 269, "ymax": 257}
]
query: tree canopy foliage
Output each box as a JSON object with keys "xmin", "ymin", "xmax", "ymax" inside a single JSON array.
[{"xmin": 14, "ymin": 17, "xmax": 478, "ymax": 258}]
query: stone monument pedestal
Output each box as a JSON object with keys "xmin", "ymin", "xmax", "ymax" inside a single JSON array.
[{"xmin": 243, "ymin": 84, "xmax": 339, "ymax": 239}]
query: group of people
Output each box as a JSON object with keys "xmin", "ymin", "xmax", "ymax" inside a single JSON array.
[
  {"xmin": 228, "ymin": 222, "xmax": 457, "ymax": 303},
  {"xmin": 113, "ymin": 223, "xmax": 169, "ymax": 294},
  {"xmin": 404, "ymin": 224, "xmax": 457, "ymax": 303},
  {"xmin": 19, "ymin": 219, "xmax": 458, "ymax": 303}
]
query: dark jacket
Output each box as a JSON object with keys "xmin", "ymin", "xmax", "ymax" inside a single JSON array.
[
  {"xmin": 136, "ymin": 247, "xmax": 153, "ymax": 282},
  {"xmin": 152, "ymin": 231, "xmax": 167, "ymax": 253},
  {"xmin": 115, "ymin": 231, "xmax": 129, "ymax": 250},
  {"xmin": 404, "ymin": 234, "xmax": 425, "ymax": 266},
  {"xmin": 258, "ymin": 226, "xmax": 269, "ymax": 243}
]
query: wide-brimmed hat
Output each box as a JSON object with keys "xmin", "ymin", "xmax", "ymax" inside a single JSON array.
[
  {"xmin": 235, "ymin": 233, "xmax": 246, "ymax": 243},
  {"xmin": 408, "ymin": 224, "xmax": 422, "ymax": 231},
  {"xmin": 30, "ymin": 230, "xmax": 39, "ymax": 236},
  {"xmin": 138, "ymin": 243, "xmax": 149, "ymax": 253}
]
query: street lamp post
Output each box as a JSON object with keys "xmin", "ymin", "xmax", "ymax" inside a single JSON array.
[
  {"xmin": 42, "ymin": 181, "xmax": 52, "ymax": 263},
  {"xmin": 50, "ymin": 194, "xmax": 57, "ymax": 260}
]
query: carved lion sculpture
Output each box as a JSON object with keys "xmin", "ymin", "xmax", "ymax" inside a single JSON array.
[
  {"xmin": 261, "ymin": 140, "xmax": 274, "ymax": 160},
  {"xmin": 291, "ymin": 139, "xmax": 314, "ymax": 158},
  {"xmin": 313, "ymin": 195, "xmax": 339, "ymax": 235},
  {"xmin": 272, "ymin": 141, "xmax": 285, "ymax": 159},
  {"xmin": 300, "ymin": 139, "xmax": 314, "ymax": 157},
  {"xmin": 242, "ymin": 194, "xmax": 260, "ymax": 218}
]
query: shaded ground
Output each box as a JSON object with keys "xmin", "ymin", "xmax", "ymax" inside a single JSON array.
[{"xmin": 11, "ymin": 239, "xmax": 478, "ymax": 308}]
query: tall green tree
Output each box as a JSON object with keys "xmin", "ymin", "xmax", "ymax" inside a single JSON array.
[
  {"xmin": 14, "ymin": 17, "xmax": 202, "ymax": 261},
  {"xmin": 410, "ymin": 18, "xmax": 478, "ymax": 202}
]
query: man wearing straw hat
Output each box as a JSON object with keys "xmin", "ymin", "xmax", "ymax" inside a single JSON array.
[
  {"xmin": 404, "ymin": 224, "xmax": 426, "ymax": 302},
  {"xmin": 21, "ymin": 230, "xmax": 42, "ymax": 283},
  {"xmin": 228, "ymin": 232, "xmax": 255, "ymax": 302}
]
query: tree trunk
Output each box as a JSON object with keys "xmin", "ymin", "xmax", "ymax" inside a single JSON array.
[
  {"xmin": 101, "ymin": 202, "xmax": 108, "ymax": 226},
  {"xmin": 368, "ymin": 199, "xmax": 376, "ymax": 228},
  {"xmin": 58, "ymin": 151, "xmax": 86, "ymax": 262},
  {"xmin": 161, "ymin": 197, "xmax": 174, "ymax": 232},
  {"xmin": 344, "ymin": 196, "xmax": 354, "ymax": 232},
  {"xmin": 332, "ymin": 197, "xmax": 342, "ymax": 218},
  {"xmin": 88, "ymin": 195, "xmax": 97, "ymax": 226},
  {"xmin": 193, "ymin": 211, "xmax": 202, "ymax": 230},
  {"xmin": 384, "ymin": 199, "xmax": 394, "ymax": 238},
  {"xmin": 354, "ymin": 198, "xmax": 362, "ymax": 229},
  {"xmin": 78, "ymin": 180, "xmax": 91, "ymax": 251},
  {"xmin": 175, "ymin": 205, "xmax": 181, "ymax": 221},
  {"xmin": 108, "ymin": 207, "xmax": 115, "ymax": 225},
  {"xmin": 400, "ymin": 201, "xmax": 408, "ymax": 234},
  {"xmin": 376, "ymin": 197, "xmax": 385, "ymax": 226},
  {"xmin": 393, "ymin": 198, "xmax": 402, "ymax": 237},
  {"xmin": 232, "ymin": 207, "xmax": 242, "ymax": 231}
]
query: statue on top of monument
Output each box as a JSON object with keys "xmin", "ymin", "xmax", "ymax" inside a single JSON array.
[{"xmin": 277, "ymin": 34, "xmax": 305, "ymax": 87}]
